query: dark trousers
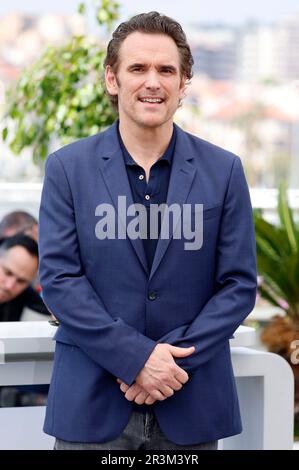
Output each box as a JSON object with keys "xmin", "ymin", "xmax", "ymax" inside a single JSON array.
[{"xmin": 54, "ymin": 409, "xmax": 218, "ymax": 450}]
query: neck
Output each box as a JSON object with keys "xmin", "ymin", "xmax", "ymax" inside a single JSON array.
[{"xmin": 118, "ymin": 119, "xmax": 174, "ymax": 168}]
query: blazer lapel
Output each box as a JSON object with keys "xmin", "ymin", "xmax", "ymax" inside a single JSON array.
[{"xmin": 97, "ymin": 122, "xmax": 149, "ymax": 275}]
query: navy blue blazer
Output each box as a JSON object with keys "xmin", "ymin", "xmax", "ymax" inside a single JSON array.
[{"xmin": 39, "ymin": 121, "xmax": 257, "ymax": 445}]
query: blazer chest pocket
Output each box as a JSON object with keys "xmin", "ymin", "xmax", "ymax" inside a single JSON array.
[
  {"xmin": 202, "ymin": 205, "xmax": 222, "ymax": 220},
  {"xmin": 191, "ymin": 204, "xmax": 222, "ymax": 220}
]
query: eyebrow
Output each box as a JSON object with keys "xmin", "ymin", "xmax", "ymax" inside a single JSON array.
[
  {"xmin": 127, "ymin": 63, "xmax": 178, "ymax": 72},
  {"xmin": 2, "ymin": 265, "xmax": 30, "ymax": 284}
]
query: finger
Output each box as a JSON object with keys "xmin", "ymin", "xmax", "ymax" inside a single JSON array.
[
  {"xmin": 169, "ymin": 378, "xmax": 183, "ymax": 391},
  {"xmin": 134, "ymin": 390, "xmax": 148, "ymax": 405},
  {"xmin": 161, "ymin": 369, "xmax": 188, "ymax": 388},
  {"xmin": 117, "ymin": 378, "xmax": 130, "ymax": 392},
  {"xmin": 173, "ymin": 367, "xmax": 189, "ymax": 384},
  {"xmin": 158, "ymin": 384, "xmax": 174, "ymax": 399},
  {"xmin": 149, "ymin": 388, "xmax": 169, "ymax": 401},
  {"xmin": 120, "ymin": 382, "xmax": 130, "ymax": 393},
  {"xmin": 125, "ymin": 384, "xmax": 143, "ymax": 401},
  {"xmin": 145, "ymin": 395, "xmax": 156, "ymax": 405},
  {"xmin": 169, "ymin": 345, "xmax": 195, "ymax": 357}
]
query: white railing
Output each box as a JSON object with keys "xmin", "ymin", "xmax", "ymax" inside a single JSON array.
[{"xmin": 0, "ymin": 322, "xmax": 294, "ymax": 450}]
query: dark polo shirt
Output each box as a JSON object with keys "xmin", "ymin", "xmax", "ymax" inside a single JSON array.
[{"xmin": 118, "ymin": 123, "xmax": 176, "ymax": 272}]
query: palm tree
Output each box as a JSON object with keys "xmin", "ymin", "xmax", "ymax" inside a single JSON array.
[{"xmin": 254, "ymin": 181, "xmax": 299, "ymax": 429}]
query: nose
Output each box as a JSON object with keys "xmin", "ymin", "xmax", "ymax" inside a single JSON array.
[
  {"xmin": 144, "ymin": 70, "xmax": 161, "ymax": 90},
  {"xmin": 4, "ymin": 276, "xmax": 17, "ymax": 292}
]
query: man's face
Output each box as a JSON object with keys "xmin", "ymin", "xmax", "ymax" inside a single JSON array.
[
  {"xmin": 0, "ymin": 246, "xmax": 38, "ymax": 303},
  {"xmin": 105, "ymin": 32, "xmax": 186, "ymax": 129}
]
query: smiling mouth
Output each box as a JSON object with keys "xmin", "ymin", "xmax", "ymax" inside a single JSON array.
[{"xmin": 138, "ymin": 98, "xmax": 164, "ymax": 104}]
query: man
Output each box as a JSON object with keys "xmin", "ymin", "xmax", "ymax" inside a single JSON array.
[
  {"xmin": 0, "ymin": 210, "xmax": 45, "ymax": 297},
  {"xmin": 0, "ymin": 234, "xmax": 50, "ymax": 407},
  {"xmin": 0, "ymin": 234, "xmax": 48, "ymax": 321},
  {"xmin": 39, "ymin": 12, "xmax": 257, "ymax": 450},
  {"xmin": 0, "ymin": 211, "xmax": 38, "ymax": 242}
]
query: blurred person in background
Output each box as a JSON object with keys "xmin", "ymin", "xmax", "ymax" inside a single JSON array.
[
  {"xmin": 0, "ymin": 234, "xmax": 50, "ymax": 407},
  {"xmin": 0, "ymin": 234, "xmax": 49, "ymax": 321},
  {"xmin": 0, "ymin": 210, "xmax": 38, "ymax": 242},
  {"xmin": 0, "ymin": 210, "xmax": 42, "ymax": 295}
]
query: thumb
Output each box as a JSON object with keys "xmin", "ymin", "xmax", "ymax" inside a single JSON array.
[{"xmin": 168, "ymin": 345, "xmax": 195, "ymax": 357}]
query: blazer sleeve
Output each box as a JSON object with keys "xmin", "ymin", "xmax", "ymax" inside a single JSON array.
[
  {"xmin": 39, "ymin": 153, "xmax": 157, "ymax": 386},
  {"xmin": 158, "ymin": 156, "xmax": 257, "ymax": 372}
]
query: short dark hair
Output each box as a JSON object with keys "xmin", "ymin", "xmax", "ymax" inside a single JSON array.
[
  {"xmin": 103, "ymin": 11, "xmax": 194, "ymax": 111},
  {"xmin": 0, "ymin": 211, "xmax": 37, "ymax": 238},
  {"xmin": 0, "ymin": 234, "xmax": 38, "ymax": 259}
]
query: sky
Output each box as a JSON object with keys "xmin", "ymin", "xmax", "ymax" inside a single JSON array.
[{"xmin": 0, "ymin": 0, "xmax": 298, "ymax": 28}]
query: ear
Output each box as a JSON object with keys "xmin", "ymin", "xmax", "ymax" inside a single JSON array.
[
  {"xmin": 178, "ymin": 75, "xmax": 187, "ymax": 101},
  {"xmin": 105, "ymin": 65, "xmax": 118, "ymax": 96}
]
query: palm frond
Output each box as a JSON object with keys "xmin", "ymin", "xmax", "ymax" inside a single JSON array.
[
  {"xmin": 277, "ymin": 181, "xmax": 299, "ymax": 254},
  {"xmin": 254, "ymin": 181, "xmax": 299, "ymax": 319}
]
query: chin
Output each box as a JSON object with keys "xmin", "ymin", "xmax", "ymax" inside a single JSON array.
[
  {"xmin": 141, "ymin": 121, "xmax": 162, "ymax": 129},
  {"xmin": 138, "ymin": 116, "xmax": 167, "ymax": 128}
]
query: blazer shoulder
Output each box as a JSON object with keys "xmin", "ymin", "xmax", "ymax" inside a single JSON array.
[
  {"xmin": 46, "ymin": 130, "xmax": 106, "ymax": 168},
  {"xmin": 183, "ymin": 129, "xmax": 240, "ymax": 167}
]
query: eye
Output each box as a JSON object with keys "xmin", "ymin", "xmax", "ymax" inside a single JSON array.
[
  {"xmin": 4, "ymin": 268, "xmax": 13, "ymax": 277},
  {"xmin": 161, "ymin": 68, "xmax": 174, "ymax": 74}
]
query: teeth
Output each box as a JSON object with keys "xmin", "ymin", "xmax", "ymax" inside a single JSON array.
[{"xmin": 140, "ymin": 98, "xmax": 163, "ymax": 103}]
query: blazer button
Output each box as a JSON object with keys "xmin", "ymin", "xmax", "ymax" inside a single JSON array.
[{"xmin": 148, "ymin": 291, "xmax": 157, "ymax": 301}]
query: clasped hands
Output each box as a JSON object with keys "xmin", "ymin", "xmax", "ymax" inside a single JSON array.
[{"xmin": 116, "ymin": 343, "xmax": 195, "ymax": 405}]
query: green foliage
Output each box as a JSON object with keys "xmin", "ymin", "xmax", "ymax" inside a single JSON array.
[
  {"xmin": 2, "ymin": 1, "xmax": 119, "ymax": 164},
  {"xmin": 95, "ymin": 0, "xmax": 120, "ymax": 30},
  {"xmin": 78, "ymin": 3, "xmax": 86, "ymax": 15},
  {"xmin": 78, "ymin": 0, "xmax": 120, "ymax": 31},
  {"xmin": 254, "ymin": 181, "xmax": 299, "ymax": 321}
]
